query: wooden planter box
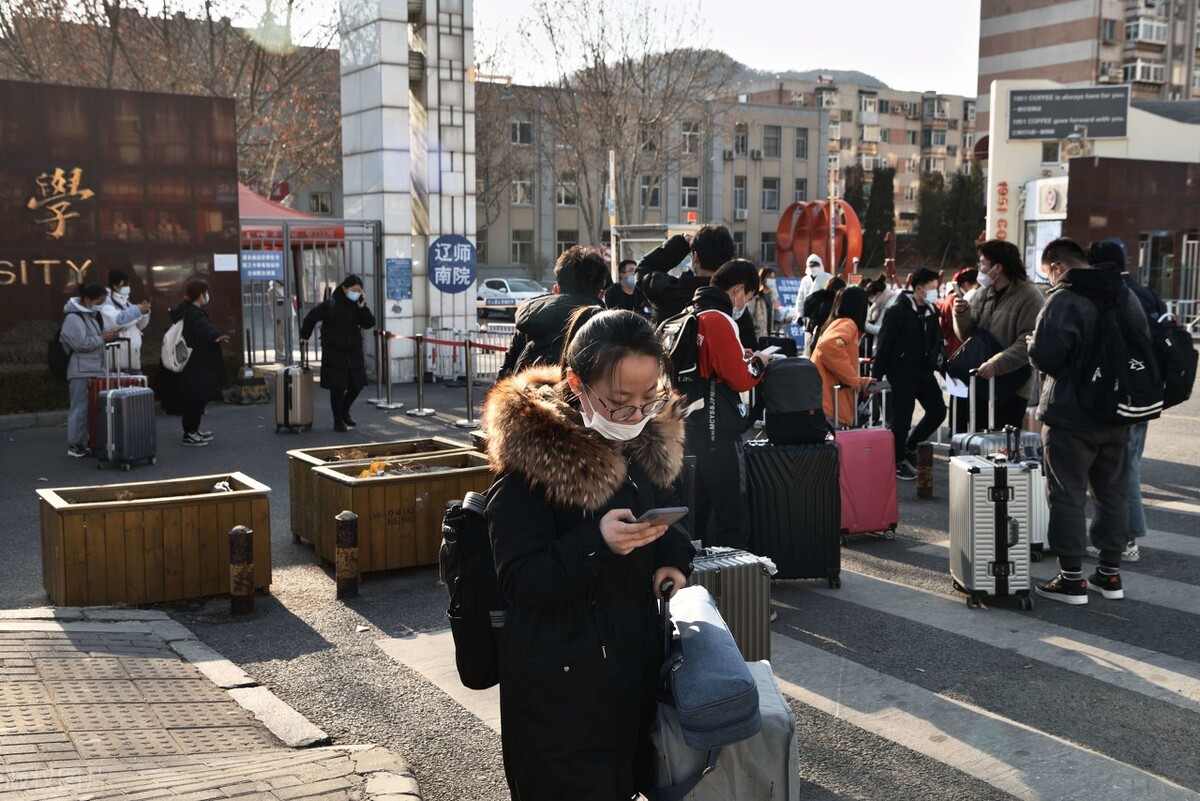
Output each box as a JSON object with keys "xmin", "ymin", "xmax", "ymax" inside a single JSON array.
[
  {"xmin": 37, "ymin": 472, "xmax": 272, "ymax": 607},
  {"xmin": 287, "ymin": 437, "xmax": 470, "ymax": 551},
  {"xmin": 311, "ymin": 451, "xmax": 493, "ymax": 572}
]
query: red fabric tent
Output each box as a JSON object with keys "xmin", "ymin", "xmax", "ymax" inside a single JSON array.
[{"xmin": 238, "ymin": 183, "xmax": 344, "ymax": 244}]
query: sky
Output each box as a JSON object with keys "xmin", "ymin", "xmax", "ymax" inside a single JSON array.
[{"xmin": 473, "ymin": 0, "xmax": 982, "ymax": 98}]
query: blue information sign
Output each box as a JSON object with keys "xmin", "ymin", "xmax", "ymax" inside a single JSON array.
[
  {"xmin": 428, "ymin": 234, "xmax": 477, "ymax": 295},
  {"xmin": 386, "ymin": 258, "xmax": 413, "ymax": 301},
  {"xmin": 775, "ymin": 276, "xmax": 801, "ymax": 314},
  {"xmin": 240, "ymin": 250, "xmax": 284, "ymax": 282}
]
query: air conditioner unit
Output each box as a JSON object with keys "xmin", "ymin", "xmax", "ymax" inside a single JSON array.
[
  {"xmin": 750, "ymin": 149, "xmax": 763, "ymax": 160},
  {"xmin": 722, "ymin": 149, "xmax": 734, "ymax": 161},
  {"xmin": 735, "ymin": 208, "xmax": 748, "ymax": 220}
]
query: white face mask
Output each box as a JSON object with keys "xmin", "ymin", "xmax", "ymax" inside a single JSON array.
[
  {"xmin": 732, "ymin": 303, "xmax": 747, "ymax": 320},
  {"xmin": 807, "ymin": 266, "xmax": 819, "ymax": 277},
  {"xmin": 346, "ymin": 290, "xmax": 362, "ymax": 302},
  {"xmin": 764, "ymin": 278, "xmax": 777, "ymax": 291},
  {"xmin": 201, "ymin": 293, "xmax": 211, "ymax": 306},
  {"xmin": 579, "ymin": 391, "xmax": 655, "ymax": 442},
  {"xmin": 118, "ymin": 286, "xmax": 131, "ymax": 298},
  {"xmin": 977, "ymin": 270, "xmax": 994, "ymax": 289}
]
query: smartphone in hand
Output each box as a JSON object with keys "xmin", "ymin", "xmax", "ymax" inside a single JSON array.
[{"xmin": 634, "ymin": 507, "xmax": 689, "ymax": 527}]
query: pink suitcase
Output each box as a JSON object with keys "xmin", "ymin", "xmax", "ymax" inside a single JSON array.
[{"xmin": 832, "ymin": 385, "xmax": 899, "ymax": 541}]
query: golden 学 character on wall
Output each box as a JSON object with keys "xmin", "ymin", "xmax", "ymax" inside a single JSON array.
[{"xmin": 26, "ymin": 167, "xmax": 95, "ymax": 239}]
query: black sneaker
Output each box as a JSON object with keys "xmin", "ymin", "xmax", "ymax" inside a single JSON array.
[
  {"xmin": 66, "ymin": 444, "xmax": 89, "ymax": 458},
  {"xmin": 182, "ymin": 432, "xmax": 209, "ymax": 447},
  {"xmin": 1087, "ymin": 571, "xmax": 1124, "ymax": 600},
  {"xmin": 896, "ymin": 462, "xmax": 918, "ymax": 481},
  {"xmin": 334, "ymin": 421, "xmax": 348, "ymax": 433},
  {"xmin": 196, "ymin": 430, "xmax": 214, "ymax": 442},
  {"xmin": 342, "ymin": 412, "xmax": 357, "ymax": 428},
  {"xmin": 1035, "ymin": 573, "xmax": 1088, "ymax": 605}
]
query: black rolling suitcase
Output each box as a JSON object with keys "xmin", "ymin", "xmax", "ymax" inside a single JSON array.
[{"xmin": 744, "ymin": 440, "xmax": 841, "ymax": 587}]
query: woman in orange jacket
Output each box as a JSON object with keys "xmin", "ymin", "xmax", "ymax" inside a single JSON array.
[{"xmin": 813, "ymin": 286, "xmax": 875, "ymax": 427}]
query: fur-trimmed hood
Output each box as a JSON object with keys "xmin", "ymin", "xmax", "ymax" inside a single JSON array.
[{"xmin": 481, "ymin": 365, "xmax": 686, "ymax": 512}]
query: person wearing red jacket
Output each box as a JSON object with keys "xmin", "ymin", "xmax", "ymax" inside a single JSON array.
[
  {"xmin": 685, "ymin": 259, "xmax": 772, "ymax": 549},
  {"xmin": 939, "ymin": 267, "xmax": 979, "ymax": 358}
]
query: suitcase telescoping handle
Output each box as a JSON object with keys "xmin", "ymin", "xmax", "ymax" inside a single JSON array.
[
  {"xmin": 967, "ymin": 369, "xmax": 997, "ymax": 433},
  {"xmin": 104, "ymin": 337, "xmax": 132, "ymax": 389},
  {"xmin": 659, "ymin": 578, "xmax": 675, "ymax": 658}
]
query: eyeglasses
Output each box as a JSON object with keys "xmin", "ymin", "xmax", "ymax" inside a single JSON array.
[{"xmin": 585, "ymin": 385, "xmax": 670, "ymax": 421}]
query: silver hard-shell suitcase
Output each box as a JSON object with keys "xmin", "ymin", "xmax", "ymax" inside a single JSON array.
[
  {"xmin": 97, "ymin": 341, "xmax": 156, "ymax": 471},
  {"xmin": 650, "ymin": 660, "xmax": 799, "ymax": 801},
  {"xmin": 687, "ymin": 547, "xmax": 772, "ymax": 662},
  {"xmin": 275, "ymin": 351, "xmax": 314, "ymax": 433},
  {"xmin": 949, "ymin": 452, "xmax": 1034, "ymax": 610}
]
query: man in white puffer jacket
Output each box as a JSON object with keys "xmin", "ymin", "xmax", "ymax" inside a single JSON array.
[{"xmin": 99, "ymin": 269, "xmax": 150, "ymax": 372}]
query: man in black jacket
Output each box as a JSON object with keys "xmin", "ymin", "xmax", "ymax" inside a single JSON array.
[
  {"xmin": 872, "ymin": 267, "xmax": 946, "ymax": 480},
  {"xmin": 1030, "ymin": 238, "xmax": 1150, "ymax": 605},
  {"xmin": 636, "ymin": 224, "xmax": 733, "ymax": 325},
  {"xmin": 498, "ymin": 246, "xmax": 606, "ymax": 379}
]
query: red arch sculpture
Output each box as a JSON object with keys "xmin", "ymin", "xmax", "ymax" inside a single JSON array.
[{"xmin": 774, "ymin": 200, "xmax": 863, "ymax": 278}]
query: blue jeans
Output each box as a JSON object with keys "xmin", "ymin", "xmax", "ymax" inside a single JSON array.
[
  {"xmin": 1127, "ymin": 422, "xmax": 1148, "ymax": 540},
  {"xmin": 67, "ymin": 377, "xmax": 90, "ymax": 447}
]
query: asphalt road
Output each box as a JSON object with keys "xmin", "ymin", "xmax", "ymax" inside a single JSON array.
[{"xmin": 3, "ymin": 377, "xmax": 1198, "ymax": 800}]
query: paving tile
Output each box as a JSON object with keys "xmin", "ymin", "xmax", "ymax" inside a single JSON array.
[
  {"xmin": 70, "ymin": 728, "xmax": 181, "ymax": 759},
  {"xmin": 273, "ymin": 777, "xmax": 355, "ymax": 800},
  {"xmin": 120, "ymin": 656, "xmax": 200, "ymax": 680},
  {"xmin": 0, "ymin": 704, "xmax": 62, "ymax": 735},
  {"xmin": 58, "ymin": 703, "xmax": 159, "ymax": 731},
  {"xmin": 35, "ymin": 657, "xmax": 128, "ymax": 681},
  {"xmin": 0, "ymin": 681, "xmax": 53, "ymax": 706},
  {"xmin": 136, "ymin": 678, "xmax": 228, "ymax": 704},
  {"xmin": 45, "ymin": 679, "xmax": 144, "ymax": 704},
  {"xmin": 170, "ymin": 726, "xmax": 276, "ymax": 755},
  {"xmin": 0, "ymin": 732, "xmax": 73, "ymax": 746},
  {"xmin": 151, "ymin": 702, "xmax": 249, "ymax": 729}
]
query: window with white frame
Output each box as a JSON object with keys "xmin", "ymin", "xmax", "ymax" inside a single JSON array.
[
  {"xmin": 965, "ymin": 102, "xmax": 976, "ymax": 123},
  {"xmin": 476, "ymin": 227, "xmax": 488, "ymax": 264},
  {"xmin": 510, "ymin": 117, "xmax": 533, "ymax": 145},
  {"xmin": 640, "ymin": 123, "xmax": 659, "ymax": 152},
  {"xmin": 1126, "ymin": 18, "xmax": 1168, "ymax": 44},
  {"xmin": 511, "ymin": 229, "xmax": 534, "ymax": 265},
  {"xmin": 510, "ymin": 171, "xmax": 533, "ymax": 205},
  {"xmin": 794, "ymin": 127, "xmax": 808, "ymax": 159},
  {"xmin": 905, "ymin": 130, "xmax": 918, "ymax": 145},
  {"xmin": 640, "ymin": 174, "xmax": 660, "ymax": 208},
  {"xmin": 734, "ymin": 123, "xmax": 748, "ymax": 156},
  {"xmin": 732, "ymin": 176, "xmax": 747, "ymax": 210},
  {"xmin": 1193, "ymin": 65, "xmax": 1200, "ymax": 90},
  {"xmin": 880, "ymin": 128, "xmax": 890, "ymax": 144},
  {"xmin": 1123, "ymin": 59, "xmax": 1166, "ymax": 83},
  {"xmin": 922, "ymin": 129, "xmax": 947, "ymax": 147},
  {"xmin": 860, "ymin": 155, "xmax": 874, "ymax": 171},
  {"xmin": 904, "ymin": 184, "xmax": 917, "ymax": 202},
  {"xmin": 859, "ymin": 95, "xmax": 877, "ymax": 113},
  {"xmin": 921, "ymin": 156, "xmax": 945, "ymax": 174},
  {"xmin": 681, "ymin": 176, "xmax": 700, "ymax": 209},
  {"xmin": 1101, "ymin": 18, "xmax": 1118, "ymax": 43},
  {"xmin": 556, "ymin": 229, "xmax": 578, "ymax": 256},
  {"xmin": 793, "ymin": 178, "xmax": 807, "ymax": 203},
  {"xmin": 308, "ymin": 192, "xmax": 332, "ymax": 215},
  {"xmin": 556, "ymin": 172, "xmax": 577, "ymax": 206},
  {"xmin": 861, "ymin": 125, "xmax": 880, "ymax": 142},
  {"xmin": 1041, "ymin": 142, "xmax": 1060, "ymax": 164},
  {"xmin": 760, "ymin": 231, "xmax": 776, "ymax": 264},
  {"xmin": 908, "ymin": 156, "xmax": 920, "ymax": 173},
  {"xmin": 761, "ymin": 177, "xmax": 779, "ymax": 211},
  {"xmin": 763, "ymin": 125, "xmax": 782, "ymax": 158},
  {"xmin": 732, "ymin": 231, "xmax": 746, "ymax": 258},
  {"xmin": 682, "ymin": 120, "xmax": 701, "ymax": 155}
]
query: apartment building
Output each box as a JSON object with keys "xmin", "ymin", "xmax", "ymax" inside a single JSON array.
[
  {"xmin": 978, "ymin": 0, "xmax": 1200, "ymax": 131},
  {"xmin": 475, "ymin": 78, "xmax": 975, "ymax": 274}
]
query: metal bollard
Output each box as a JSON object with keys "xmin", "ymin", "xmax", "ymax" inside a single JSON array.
[
  {"xmin": 229, "ymin": 525, "xmax": 255, "ymax": 615},
  {"xmin": 454, "ymin": 337, "xmax": 479, "ymax": 429},
  {"xmin": 335, "ymin": 510, "xmax": 359, "ymax": 599},
  {"xmin": 366, "ymin": 329, "xmax": 385, "ymax": 404},
  {"xmin": 916, "ymin": 442, "xmax": 934, "ymax": 500},
  {"xmin": 377, "ymin": 332, "xmax": 404, "ymax": 410},
  {"xmin": 407, "ymin": 334, "xmax": 436, "ymax": 417}
]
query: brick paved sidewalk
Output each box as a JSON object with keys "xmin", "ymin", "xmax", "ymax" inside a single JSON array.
[{"xmin": 0, "ymin": 609, "xmax": 420, "ymax": 800}]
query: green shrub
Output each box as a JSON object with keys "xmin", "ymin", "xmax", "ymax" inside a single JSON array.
[{"xmin": 0, "ymin": 365, "xmax": 71, "ymax": 414}]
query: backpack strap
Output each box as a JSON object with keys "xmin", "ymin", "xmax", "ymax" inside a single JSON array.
[{"xmin": 644, "ymin": 748, "xmax": 722, "ymax": 801}]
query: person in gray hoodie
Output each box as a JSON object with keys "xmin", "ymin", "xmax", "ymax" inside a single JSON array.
[{"xmin": 62, "ymin": 283, "xmax": 120, "ymax": 457}]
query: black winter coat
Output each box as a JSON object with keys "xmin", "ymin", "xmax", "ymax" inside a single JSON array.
[
  {"xmin": 300, "ymin": 288, "xmax": 375, "ymax": 391},
  {"xmin": 168, "ymin": 304, "xmax": 225, "ymax": 404},
  {"xmin": 481, "ymin": 367, "xmax": 694, "ymax": 801},
  {"xmin": 497, "ymin": 292, "xmax": 600, "ymax": 379},
  {"xmin": 1030, "ymin": 262, "xmax": 1151, "ymax": 430},
  {"xmin": 871, "ymin": 293, "xmax": 944, "ymax": 383},
  {"xmin": 636, "ymin": 234, "xmax": 710, "ymax": 325}
]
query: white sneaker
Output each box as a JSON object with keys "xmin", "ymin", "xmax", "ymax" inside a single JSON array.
[{"xmin": 1086, "ymin": 542, "xmax": 1140, "ymax": 562}]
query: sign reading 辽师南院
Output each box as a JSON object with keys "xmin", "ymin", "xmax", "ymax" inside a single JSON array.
[
  {"xmin": 428, "ymin": 234, "xmax": 476, "ymax": 295},
  {"xmin": 240, "ymin": 250, "xmax": 284, "ymax": 282},
  {"xmin": 1007, "ymin": 86, "xmax": 1130, "ymax": 141}
]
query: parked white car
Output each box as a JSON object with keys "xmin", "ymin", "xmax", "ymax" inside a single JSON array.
[{"xmin": 476, "ymin": 277, "xmax": 548, "ymax": 318}]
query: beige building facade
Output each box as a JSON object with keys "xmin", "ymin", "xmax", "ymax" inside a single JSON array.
[{"xmin": 978, "ymin": 0, "xmax": 1200, "ymax": 131}]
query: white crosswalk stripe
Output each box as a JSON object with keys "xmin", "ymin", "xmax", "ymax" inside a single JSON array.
[{"xmin": 378, "ymin": 517, "xmax": 1200, "ymax": 799}]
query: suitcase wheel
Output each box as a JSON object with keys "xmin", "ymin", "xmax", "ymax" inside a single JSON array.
[
  {"xmin": 883, "ymin": 527, "xmax": 896, "ymax": 541},
  {"xmin": 149, "ymin": 457, "xmax": 157, "ymax": 466},
  {"xmin": 827, "ymin": 575, "xmax": 841, "ymax": 589},
  {"xmin": 1030, "ymin": 549, "xmax": 1043, "ymax": 563},
  {"xmin": 122, "ymin": 463, "xmax": 131, "ymax": 472},
  {"xmin": 1018, "ymin": 592, "xmax": 1034, "ymax": 611},
  {"xmin": 966, "ymin": 593, "xmax": 983, "ymax": 609}
]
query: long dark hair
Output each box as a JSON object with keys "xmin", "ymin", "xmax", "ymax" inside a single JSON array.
[
  {"xmin": 561, "ymin": 308, "xmax": 663, "ymax": 388},
  {"xmin": 829, "ymin": 286, "xmax": 869, "ymax": 334},
  {"xmin": 173, "ymin": 278, "xmax": 209, "ymax": 316}
]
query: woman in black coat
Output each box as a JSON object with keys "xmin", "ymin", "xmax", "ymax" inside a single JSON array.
[
  {"xmin": 300, "ymin": 274, "xmax": 376, "ymax": 432},
  {"xmin": 480, "ymin": 309, "xmax": 694, "ymax": 801},
  {"xmin": 168, "ymin": 278, "xmax": 229, "ymax": 446}
]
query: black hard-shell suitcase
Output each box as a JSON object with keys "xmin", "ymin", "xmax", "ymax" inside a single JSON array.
[
  {"xmin": 97, "ymin": 341, "xmax": 157, "ymax": 471},
  {"xmin": 743, "ymin": 440, "xmax": 841, "ymax": 587}
]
